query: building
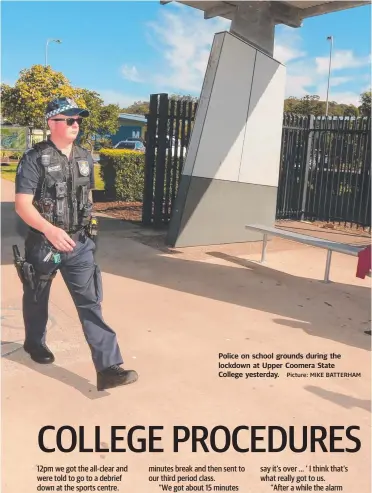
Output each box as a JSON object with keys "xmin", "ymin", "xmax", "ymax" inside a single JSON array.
[{"xmin": 110, "ymin": 113, "xmax": 147, "ymax": 145}]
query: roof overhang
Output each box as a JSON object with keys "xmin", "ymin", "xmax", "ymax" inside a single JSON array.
[{"xmin": 160, "ymin": 1, "xmax": 370, "ymax": 28}]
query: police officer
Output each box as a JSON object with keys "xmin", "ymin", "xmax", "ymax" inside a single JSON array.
[{"xmin": 14, "ymin": 97, "xmax": 138, "ymax": 391}]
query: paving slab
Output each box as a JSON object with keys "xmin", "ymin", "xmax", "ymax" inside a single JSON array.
[{"xmin": 1, "ymin": 178, "xmax": 371, "ymax": 493}]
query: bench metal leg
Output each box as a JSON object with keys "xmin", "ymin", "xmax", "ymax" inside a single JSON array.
[
  {"xmin": 261, "ymin": 234, "xmax": 268, "ymax": 263},
  {"xmin": 324, "ymin": 249, "xmax": 332, "ymax": 283}
]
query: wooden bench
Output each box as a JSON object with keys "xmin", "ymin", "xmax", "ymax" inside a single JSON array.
[{"xmin": 245, "ymin": 224, "xmax": 367, "ymax": 283}]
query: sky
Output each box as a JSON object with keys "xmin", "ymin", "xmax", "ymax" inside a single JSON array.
[{"xmin": 1, "ymin": 1, "xmax": 371, "ymax": 108}]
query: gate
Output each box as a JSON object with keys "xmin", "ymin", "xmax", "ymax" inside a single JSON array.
[{"xmin": 142, "ymin": 93, "xmax": 198, "ymax": 227}]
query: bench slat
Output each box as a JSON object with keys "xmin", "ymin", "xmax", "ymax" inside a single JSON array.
[{"xmin": 245, "ymin": 224, "xmax": 364, "ymax": 257}]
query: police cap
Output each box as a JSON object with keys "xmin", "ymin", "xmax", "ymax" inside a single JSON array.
[{"xmin": 45, "ymin": 97, "xmax": 90, "ymax": 119}]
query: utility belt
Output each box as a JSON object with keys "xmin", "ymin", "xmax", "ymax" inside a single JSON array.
[
  {"xmin": 29, "ymin": 227, "xmax": 87, "ymax": 243},
  {"xmin": 30, "ymin": 212, "xmax": 98, "ymax": 242},
  {"xmin": 13, "ymin": 216, "xmax": 99, "ymax": 304}
]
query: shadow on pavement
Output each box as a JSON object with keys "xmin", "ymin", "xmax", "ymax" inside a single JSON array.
[
  {"xmin": 2, "ymin": 342, "xmax": 110, "ymax": 400},
  {"xmin": 304, "ymin": 385, "xmax": 371, "ymax": 413},
  {"xmin": 94, "ymin": 236, "xmax": 370, "ymax": 351},
  {"xmin": 2, "ymin": 201, "xmax": 370, "ymax": 353},
  {"xmin": 1, "ymin": 201, "xmax": 29, "ymax": 265}
]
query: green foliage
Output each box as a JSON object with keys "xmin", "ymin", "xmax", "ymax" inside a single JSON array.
[
  {"xmin": 0, "ymin": 65, "xmax": 119, "ymax": 151},
  {"xmin": 121, "ymin": 95, "xmax": 198, "ymax": 116},
  {"xmin": 93, "ymin": 165, "xmax": 104, "ymax": 191},
  {"xmin": 0, "ymin": 65, "xmax": 77, "ymax": 128},
  {"xmin": 121, "ymin": 100, "xmax": 149, "ymax": 115},
  {"xmin": 76, "ymin": 89, "xmax": 120, "ymax": 151},
  {"xmin": 284, "ymin": 95, "xmax": 360, "ymax": 117},
  {"xmin": 99, "ymin": 149, "xmax": 145, "ymax": 201},
  {"xmin": 0, "ymin": 163, "xmax": 18, "ymax": 182},
  {"xmin": 359, "ymin": 90, "xmax": 371, "ymax": 116},
  {"xmin": 169, "ymin": 94, "xmax": 198, "ymax": 104},
  {"xmin": 96, "ymin": 137, "xmax": 113, "ymax": 149}
]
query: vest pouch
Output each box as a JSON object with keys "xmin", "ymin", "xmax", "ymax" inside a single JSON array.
[
  {"xmin": 40, "ymin": 198, "xmax": 55, "ymax": 224},
  {"xmin": 77, "ymin": 185, "xmax": 92, "ymax": 227},
  {"xmin": 55, "ymin": 182, "xmax": 67, "ymax": 227}
]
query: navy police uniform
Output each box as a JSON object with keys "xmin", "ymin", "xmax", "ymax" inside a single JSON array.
[{"xmin": 14, "ymin": 97, "xmax": 138, "ymax": 390}]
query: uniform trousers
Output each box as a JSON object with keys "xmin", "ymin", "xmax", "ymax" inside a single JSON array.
[{"xmin": 22, "ymin": 229, "xmax": 123, "ymax": 372}]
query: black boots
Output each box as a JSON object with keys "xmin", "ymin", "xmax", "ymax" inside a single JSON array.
[
  {"xmin": 23, "ymin": 342, "xmax": 55, "ymax": 364},
  {"xmin": 97, "ymin": 365, "xmax": 138, "ymax": 391},
  {"xmin": 23, "ymin": 344, "xmax": 138, "ymax": 391}
]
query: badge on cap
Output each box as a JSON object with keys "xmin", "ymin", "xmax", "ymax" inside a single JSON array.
[{"xmin": 77, "ymin": 160, "xmax": 90, "ymax": 176}]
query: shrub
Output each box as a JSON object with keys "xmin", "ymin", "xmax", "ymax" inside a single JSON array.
[{"xmin": 99, "ymin": 149, "xmax": 145, "ymax": 201}]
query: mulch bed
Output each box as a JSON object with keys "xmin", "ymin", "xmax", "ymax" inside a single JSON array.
[
  {"xmin": 93, "ymin": 200, "xmax": 371, "ymax": 240},
  {"xmin": 93, "ymin": 201, "xmax": 143, "ymax": 222}
]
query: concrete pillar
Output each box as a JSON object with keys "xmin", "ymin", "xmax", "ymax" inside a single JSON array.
[
  {"xmin": 166, "ymin": 8, "xmax": 286, "ymax": 248},
  {"xmin": 230, "ymin": 1, "xmax": 275, "ymax": 56}
]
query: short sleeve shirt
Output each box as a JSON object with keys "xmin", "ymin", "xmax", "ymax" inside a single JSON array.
[{"xmin": 15, "ymin": 140, "xmax": 95, "ymax": 196}]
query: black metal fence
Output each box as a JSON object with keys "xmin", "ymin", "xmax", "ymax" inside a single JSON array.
[
  {"xmin": 277, "ymin": 114, "xmax": 371, "ymax": 229},
  {"xmin": 142, "ymin": 93, "xmax": 198, "ymax": 227},
  {"xmin": 142, "ymin": 93, "xmax": 371, "ymax": 230}
]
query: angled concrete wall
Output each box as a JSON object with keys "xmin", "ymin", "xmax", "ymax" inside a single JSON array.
[{"xmin": 166, "ymin": 31, "xmax": 286, "ymax": 247}]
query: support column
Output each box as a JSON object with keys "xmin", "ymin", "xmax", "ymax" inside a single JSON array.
[
  {"xmin": 230, "ymin": 1, "xmax": 275, "ymax": 56},
  {"xmin": 166, "ymin": 8, "xmax": 286, "ymax": 248}
]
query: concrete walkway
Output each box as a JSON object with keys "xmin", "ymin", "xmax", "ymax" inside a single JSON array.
[{"xmin": 1, "ymin": 178, "xmax": 370, "ymax": 492}]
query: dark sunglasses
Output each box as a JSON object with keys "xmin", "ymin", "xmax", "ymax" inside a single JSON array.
[{"xmin": 50, "ymin": 117, "xmax": 83, "ymax": 126}]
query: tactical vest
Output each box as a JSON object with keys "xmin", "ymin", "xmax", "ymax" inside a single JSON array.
[{"xmin": 33, "ymin": 141, "xmax": 92, "ymax": 232}]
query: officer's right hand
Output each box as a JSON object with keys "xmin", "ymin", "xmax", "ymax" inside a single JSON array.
[{"xmin": 44, "ymin": 225, "xmax": 76, "ymax": 252}]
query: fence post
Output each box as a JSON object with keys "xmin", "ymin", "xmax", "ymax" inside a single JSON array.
[
  {"xmin": 142, "ymin": 94, "xmax": 159, "ymax": 226},
  {"xmin": 301, "ymin": 115, "xmax": 315, "ymax": 221},
  {"xmin": 153, "ymin": 93, "xmax": 169, "ymax": 228}
]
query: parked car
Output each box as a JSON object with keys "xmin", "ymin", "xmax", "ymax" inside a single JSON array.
[
  {"xmin": 154, "ymin": 134, "xmax": 187, "ymax": 157},
  {"xmin": 126, "ymin": 137, "xmax": 146, "ymax": 146},
  {"xmin": 113, "ymin": 140, "xmax": 145, "ymax": 152}
]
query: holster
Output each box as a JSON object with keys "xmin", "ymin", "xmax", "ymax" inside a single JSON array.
[
  {"xmin": 12, "ymin": 245, "xmax": 36, "ymax": 290},
  {"xmin": 14, "ymin": 233, "xmax": 61, "ymax": 303}
]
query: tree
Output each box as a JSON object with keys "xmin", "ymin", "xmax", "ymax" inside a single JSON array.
[
  {"xmin": 121, "ymin": 100, "xmax": 149, "ymax": 115},
  {"xmin": 359, "ymin": 90, "xmax": 371, "ymax": 116},
  {"xmin": 284, "ymin": 97, "xmax": 300, "ymax": 113},
  {"xmin": 0, "ymin": 65, "xmax": 77, "ymax": 128},
  {"xmin": 169, "ymin": 93, "xmax": 198, "ymax": 104},
  {"xmin": 121, "ymin": 95, "xmax": 199, "ymax": 115},
  {"xmin": 0, "ymin": 64, "xmax": 120, "ymax": 150},
  {"xmin": 75, "ymin": 89, "xmax": 120, "ymax": 151},
  {"xmin": 283, "ymin": 94, "xmax": 361, "ymax": 117},
  {"xmin": 333, "ymin": 103, "xmax": 359, "ymax": 117}
]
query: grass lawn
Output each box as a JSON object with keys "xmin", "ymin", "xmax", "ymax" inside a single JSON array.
[
  {"xmin": 0, "ymin": 163, "xmax": 17, "ymax": 182},
  {"xmin": 94, "ymin": 165, "xmax": 104, "ymax": 190},
  {"xmin": 1, "ymin": 163, "xmax": 105, "ymax": 191}
]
